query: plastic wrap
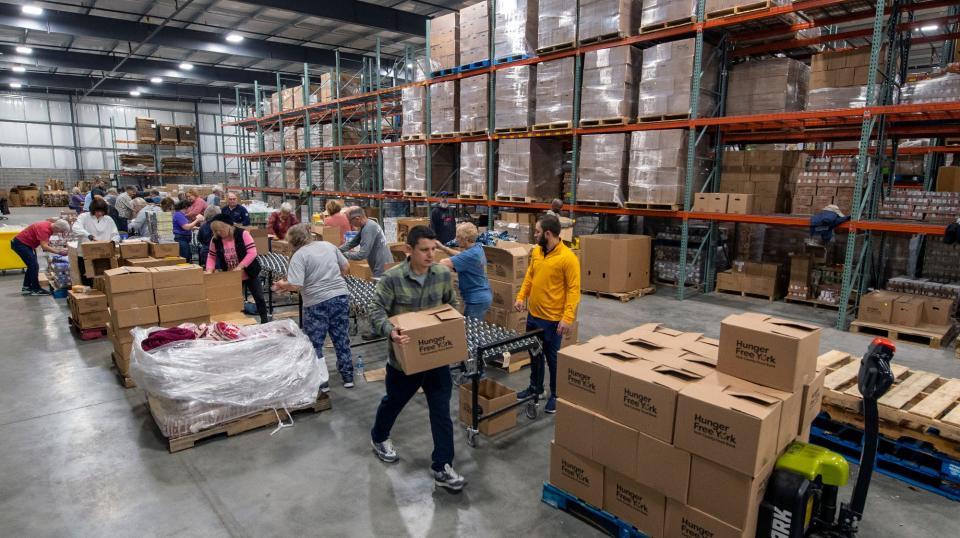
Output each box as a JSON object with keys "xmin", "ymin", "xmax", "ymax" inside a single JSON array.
[
  {"xmin": 496, "ymin": 138, "xmax": 562, "ymax": 200},
  {"xmin": 494, "ymin": 0, "xmax": 538, "ymax": 59},
  {"xmin": 317, "ymin": 72, "xmax": 359, "ymax": 102},
  {"xmin": 298, "ymin": 161, "xmax": 325, "ymax": 191},
  {"xmin": 262, "ymin": 130, "xmax": 279, "ymax": 152},
  {"xmin": 459, "ymin": 74, "xmax": 488, "ymax": 134},
  {"xmin": 726, "ymin": 57, "xmax": 809, "ymax": 116},
  {"xmin": 402, "ymin": 86, "xmax": 426, "ymax": 137},
  {"xmin": 580, "ymin": 0, "xmax": 640, "ymax": 41},
  {"xmin": 430, "ymin": 12, "xmax": 459, "ymax": 72},
  {"xmin": 283, "ymin": 126, "xmax": 299, "ymax": 150},
  {"xmin": 403, "ymin": 145, "xmax": 456, "ymax": 194},
  {"xmin": 459, "ymin": 141, "xmax": 488, "ymax": 197},
  {"xmin": 383, "ymin": 146, "xmax": 405, "ymax": 192},
  {"xmin": 535, "ymin": 58, "xmax": 575, "ymax": 126},
  {"xmin": 576, "ymin": 133, "xmax": 629, "ymax": 204},
  {"xmin": 266, "ymin": 163, "xmax": 283, "ymax": 188},
  {"xmin": 283, "ymin": 162, "xmax": 301, "ymax": 190},
  {"xmin": 129, "ymin": 320, "xmax": 327, "ymax": 438},
  {"xmin": 902, "ymin": 72, "xmax": 960, "ymax": 104},
  {"xmin": 341, "ymin": 162, "xmax": 364, "ymax": 192},
  {"xmin": 628, "ymin": 129, "xmax": 708, "ymax": 205},
  {"xmin": 807, "ymin": 86, "xmax": 875, "ymax": 110},
  {"xmin": 638, "ymin": 39, "xmax": 717, "ymax": 118},
  {"xmin": 581, "ymin": 46, "xmax": 640, "ymax": 122},
  {"xmin": 460, "ymin": 1, "xmax": 489, "ymax": 65},
  {"xmin": 538, "ymin": 0, "xmax": 576, "ymax": 50},
  {"xmin": 430, "ymin": 80, "xmax": 459, "ymax": 135},
  {"xmin": 495, "ymin": 65, "xmax": 535, "ymax": 130},
  {"xmin": 641, "ymin": 0, "xmax": 694, "ymax": 29}
]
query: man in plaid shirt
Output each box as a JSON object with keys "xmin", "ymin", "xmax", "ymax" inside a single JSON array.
[{"xmin": 368, "ymin": 225, "xmax": 466, "ymax": 492}]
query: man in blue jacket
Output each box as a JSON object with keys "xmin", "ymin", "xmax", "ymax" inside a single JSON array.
[{"xmin": 807, "ymin": 204, "xmax": 851, "ymax": 246}]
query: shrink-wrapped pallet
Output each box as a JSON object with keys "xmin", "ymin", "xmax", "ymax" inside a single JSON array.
[
  {"xmin": 538, "ymin": 0, "xmax": 577, "ymax": 51},
  {"xmin": 637, "ymin": 38, "xmax": 718, "ymax": 119},
  {"xmin": 579, "ymin": 0, "xmax": 641, "ymax": 42},
  {"xmin": 430, "ymin": 12, "xmax": 459, "ymax": 72},
  {"xmin": 534, "ymin": 58, "xmax": 576, "ymax": 126},
  {"xmin": 495, "ymin": 65, "xmax": 536, "ymax": 131},
  {"xmin": 580, "ymin": 45, "xmax": 640, "ymax": 123},
  {"xmin": 726, "ymin": 57, "xmax": 809, "ymax": 116},
  {"xmin": 576, "ymin": 133, "xmax": 630, "ymax": 204},
  {"xmin": 460, "ymin": 1, "xmax": 489, "ymax": 65},
  {"xmin": 494, "ymin": 0, "xmax": 538, "ymax": 59},
  {"xmin": 459, "ymin": 74, "xmax": 489, "ymax": 134},
  {"xmin": 404, "ymin": 145, "xmax": 456, "ymax": 194},
  {"xmin": 496, "ymin": 138, "xmax": 562, "ymax": 201},
  {"xmin": 460, "ymin": 141, "xmax": 489, "ymax": 197},
  {"xmin": 383, "ymin": 146, "xmax": 405, "ymax": 192},
  {"xmin": 627, "ymin": 129, "xmax": 708, "ymax": 206},
  {"xmin": 430, "ymin": 80, "xmax": 459, "ymax": 135},
  {"xmin": 641, "ymin": 0, "xmax": 695, "ymax": 30}
]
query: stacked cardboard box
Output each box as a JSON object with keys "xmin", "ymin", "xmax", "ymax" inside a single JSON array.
[
  {"xmin": 460, "ymin": 1, "xmax": 489, "ymax": 65},
  {"xmin": 283, "ymin": 126, "xmax": 298, "ymax": 151},
  {"xmin": 551, "ymin": 316, "xmax": 821, "ymax": 537},
  {"xmin": 495, "ymin": 65, "xmax": 535, "ymax": 131},
  {"xmin": 430, "ymin": 12, "xmax": 459, "ymax": 72},
  {"xmin": 691, "ymin": 193, "xmax": 731, "ymax": 213},
  {"xmin": 807, "ymin": 48, "xmax": 883, "ymax": 110},
  {"xmin": 430, "ymin": 80, "xmax": 459, "ymax": 135},
  {"xmin": 159, "ymin": 124, "xmax": 179, "ymax": 143},
  {"xmin": 152, "ymin": 266, "xmax": 211, "ymax": 327},
  {"xmin": 640, "ymin": 0, "xmax": 694, "ymax": 30},
  {"xmin": 493, "ymin": 220, "xmax": 535, "ymax": 244},
  {"xmin": 483, "ymin": 241, "xmax": 532, "ymax": 331},
  {"xmin": 383, "ymin": 146, "xmax": 404, "ymax": 193},
  {"xmin": 627, "ymin": 129, "xmax": 707, "ymax": 206},
  {"xmin": 716, "ymin": 260, "xmax": 784, "ymax": 298},
  {"xmin": 534, "ymin": 58, "xmax": 575, "ymax": 126},
  {"xmin": 792, "ymin": 156, "xmax": 856, "ymax": 215},
  {"xmin": 580, "ymin": 46, "xmax": 640, "ymax": 123},
  {"xmin": 580, "ymin": 234, "xmax": 651, "ymax": 293},
  {"xmin": 638, "ymin": 39, "xmax": 717, "ymax": 119},
  {"xmin": 576, "ymin": 134, "xmax": 629, "ymax": 204},
  {"xmin": 494, "ymin": 0, "xmax": 538, "ymax": 59},
  {"xmin": 786, "ymin": 253, "xmax": 815, "ymax": 300},
  {"xmin": 726, "ymin": 57, "xmax": 809, "ymax": 116},
  {"xmin": 317, "ymin": 73, "xmax": 359, "ymax": 103},
  {"xmin": 404, "ymin": 145, "xmax": 456, "ymax": 194},
  {"xmin": 205, "ymin": 270, "xmax": 244, "ymax": 319},
  {"xmin": 859, "ymin": 290, "xmax": 955, "ymax": 328},
  {"xmin": 496, "ymin": 138, "xmax": 563, "ymax": 201},
  {"xmin": 459, "ymin": 74, "xmax": 488, "ymax": 134},
  {"xmin": 177, "ymin": 125, "xmax": 197, "ymax": 144},
  {"xmin": 402, "ymin": 86, "xmax": 426, "ymax": 138},
  {"xmin": 104, "ymin": 267, "xmax": 159, "ymax": 381},
  {"xmin": 579, "ymin": 0, "xmax": 640, "ymax": 42},
  {"xmin": 136, "ymin": 117, "xmax": 158, "ymax": 142},
  {"xmin": 68, "ymin": 289, "xmax": 109, "ymax": 330},
  {"xmin": 459, "ymin": 141, "xmax": 488, "ymax": 198},
  {"xmin": 458, "ymin": 378, "xmax": 518, "ymax": 435},
  {"xmin": 538, "ymin": 0, "xmax": 576, "ymax": 50},
  {"xmin": 719, "ymin": 150, "xmax": 806, "ymax": 215},
  {"xmin": 880, "ymin": 190, "xmax": 960, "ymax": 224},
  {"xmin": 68, "ymin": 240, "xmax": 119, "ymax": 285}
]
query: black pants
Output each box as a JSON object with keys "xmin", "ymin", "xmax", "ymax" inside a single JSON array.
[{"xmin": 244, "ymin": 275, "xmax": 268, "ymax": 323}]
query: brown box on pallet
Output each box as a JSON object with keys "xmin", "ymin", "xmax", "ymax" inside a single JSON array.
[
  {"xmin": 482, "ymin": 242, "xmax": 531, "ymax": 282},
  {"xmin": 687, "ymin": 456, "xmax": 773, "ymax": 536},
  {"xmin": 799, "ymin": 366, "xmax": 827, "ymax": 441},
  {"xmin": 74, "ymin": 310, "xmax": 110, "ymax": 329},
  {"xmin": 458, "ymin": 378, "xmax": 517, "ymax": 436},
  {"xmin": 110, "ymin": 289, "xmax": 156, "ymax": 310},
  {"xmin": 148, "ymin": 241, "xmax": 180, "ymax": 258},
  {"xmin": 579, "ymin": 234, "xmax": 651, "ymax": 293},
  {"xmin": 891, "ymin": 295, "xmax": 924, "ymax": 327},
  {"xmin": 637, "ymin": 431, "xmax": 692, "ymax": 502},
  {"xmin": 154, "ymin": 284, "xmax": 206, "ymax": 306},
  {"xmin": 68, "ymin": 290, "xmax": 107, "ymax": 313},
  {"xmin": 726, "ymin": 194, "xmax": 753, "ymax": 214},
  {"xmin": 579, "ymin": 0, "xmax": 640, "ymax": 43},
  {"xmin": 104, "ymin": 266, "xmax": 153, "ymax": 295},
  {"xmin": 718, "ymin": 312, "xmax": 820, "ymax": 392},
  {"xmin": 118, "ymin": 240, "xmax": 150, "ymax": 260},
  {"xmin": 158, "ymin": 300, "xmax": 210, "ymax": 324},
  {"xmin": 80, "ymin": 241, "xmax": 116, "ymax": 260},
  {"xmin": 136, "ymin": 117, "xmax": 158, "ymax": 141},
  {"xmin": 665, "ymin": 499, "xmax": 742, "ymax": 538},
  {"xmin": 858, "ymin": 290, "xmax": 901, "ymax": 323},
  {"xmin": 550, "ymin": 441, "xmax": 604, "ymax": 507},
  {"xmin": 603, "ymin": 468, "xmax": 667, "ymax": 537},
  {"xmin": 923, "ymin": 297, "xmax": 954, "ymax": 326},
  {"xmin": 716, "ymin": 270, "xmax": 743, "ymax": 292},
  {"xmin": 158, "ymin": 124, "xmax": 178, "ymax": 143},
  {"xmin": 110, "ymin": 305, "xmax": 159, "ymax": 329},
  {"xmin": 557, "ymin": 340, "xmax": 619, "ymax": 414},
  {"xmin": 150, "ymin": 265, "xmax": 204, "ymax": 289},
  {"xmin": 936, "ymin": 166, "xmax": 960, "ymax": 192}
]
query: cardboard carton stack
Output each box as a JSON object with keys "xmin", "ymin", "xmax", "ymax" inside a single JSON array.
[
  {"xmin": 638, "ymin": 39, "xmax": 717, "ymax": 120},
  {"xmin": 550, "ymin": 316, "xmax": 822, "ymax": 537},
  {"xmin": 205, "ymin": 270, "xmax": 245, "ymax": 320},
  {"xmin": 627, "ymin": 129, "xmax": 707, "ymax": 207},
  {"xmin": 402, "ymin": 86, "xmax": 426, "ymax": 138},
  {"xmin": 808, "ymin": 48, "xmax": 882, "ymax": 110},
  {"xmin": 68, "ymin": 240, "xmax": 119, "ymax": 285},
  {"xmin": 459, "ymin": 141, "xmax": 488, "ymax": 198},
  {"xmin": 136, "ymin": 117, "xmax": 158, "ymax": 142},
  {"xmin": 430, "ymin": 80, "xmax": 459, "ymax": 135},
  {"xmin": 786, "ymin": 253, "xmax": 815, "ymax": 300},
  {"xmin": 725, "ymin": 57, "xmax": 810, "ymax": 116},
  {"xmin": 383, "ymin": 146, "xmax": 404, "ymax": 193},
  {"xmin": 483, "ymin": 240, "xmax": 532, "ymax": 332},
  {"xmin": 576, "ymin": 134, "xmax": 629, "ymax": 204},
  {"xmin": 317, "ymin": 73, "xmax": 359, "ymax": 103},
  {"xmin": 496, "ymin": 138, "xmax": 563, "ymax": 201},
  {"xmin": 580, "ymin": 46, "xmax": 640, "ymax": 124},
  {"xmin": 858, "ymin": 289, "xmax": 956, "ymax": 329},
  {"xmin": 640, "ymin": 0, "xmax": 694, "ymax": 31},
  {"xmin": 68, "ymin": 289, "xmax": 109, "ymax": 330},
  {"xmin": 719, "ymin": 150, "xmax": 806, "ymax": 215},
  {"xmin": 534, "ymin": 58, "xmax": 575, "ymax": 127},
  {"xmin": 880, "ymin": 190, "xmax": 960, "ymax": 224},
  {"xmin": 579, "ymin": 234, "xmax": 651, "ymax": 293},
  {"xmin": 404, "ymin": 145, "xmax": 456, "ymax": 194},
  {"xmin": 396, "ymin": 217, "xmax": 431, "ymax": 244},
  {"xmin": 459, "ymin": 1, "xmax": 489, "ymax": 65},
  {"xmin": 792, "ymin": 156, "xmax": 856, "ymax": 215},
  {"xmin": 429, "ymin": 12, "xmax": 459, "ymax": 72},
  {"xmin": 495, "ymin": 65, "xmax": 535, "ymax": 131},
  {"xmin": 716, "ymin": 260, "xmax": 784, "ymax": 298},
  {"xmin": 494, "ymin": 0, "xmax": 538, "ymax": 59},
  {"xmin": 538, "ymin": 0, "xmax": 576, "ymax": 50},
  {"xmin": 104, "ymin": 267, "xmax": 159, "ymax": 382},
  {"xmin": 493, "ymin": 211, "xmax": 538, "ymax": 243},
  {"xmin": 458, "ymin": 378, "xmax": 518, "ymax": 436},
  {"xmin": 459, "ymin": 74, "xmax": 488, "ymax": 134},
  {"xmin": 579, "ymin": 0, "xmax": 640, "ymax": 42}
]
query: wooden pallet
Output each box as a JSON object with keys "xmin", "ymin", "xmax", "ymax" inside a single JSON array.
[
  {"xmin": 456, "ymin": 130, "xmax": 488, "ymax": 137},
  {"xmin": 111, "ymin": 352, "xmax": 136, "ymax": 388},
  {"xmin": 403, "ymin": 190, "xmax": 427, "ymax": 198},
  {"xmin": 624, "ymin": 201, "xmax": 681, "ymax": 210},
  {"xmin": 495, "ymin": 195, "xmax": 537, "ymax": 203},
  {"xmin": 383, "ymin": 189, "xmax": 403, "ymax": 196},
  {"xmin": 575, "ymin": 200, "xmax": 620, "ymax": 207},
  {"xmin": 655, "ymin": 278, "xmax": 702, "ymax": 291},
  {"xmin": 431, "ymin": 132, "xmax": 458, "ymax": 139},
  {"xmin": 640, "ymin": 16, "xmax": 696, "ymax": 34},
  {"xmin": 532, "ymin": 121, "xmax": 573, "ymax": 131},
  {"xmin": 716, "ymin": 288, "xmax": 777, "ymax": 302},
  {"xmin": 579, "ymin": 116, "xmax": 632, "ymax": 127},
  {"xmin": 637, "ymin": 113, "xmax": 691, "ymax": 123},
  {"xmin": 536, "ymin": 41, "xmax": 576, "ymax": 54},
  {"xmin": 784, "ymin": 296, "xmax": 843, "ymax": 310},
  {"xmin": 582, "ymin": 286, "xmax": 656, "ymax": 303},
  {"xmin": 400, "ymin": 134, "xmax": 425, "ymax": 141},
  {"xmin": 153, "ymin": 393, "xmax": 333, "ymax": 453},
  {"xmin": 499, "ymin": 355, "xmax": 531, "ymax": 373},
  {"xmin": 818, "ymin": 350, "xmax": 960, "ymax": 456},
  {"xmin": 706, "ymin": 0, "xmax": 775, "ymax": 20},
  {"xmin": 578, "ymin": 32, "xmax": 627, "ymax": 46},
  {"xmin": 494, "ymin": 126, "xmax": 530, "ymax": 134},
  {"xmin": 458, "ymin": 193, "xmax": 488, "ymax": 200},
  {"xmin": 68, "ymin": 317, "xmax": 109, "ymax": 340},
  {"xmin": 849, "ymin": 320, "xmax": 956, "ymax": 349}
]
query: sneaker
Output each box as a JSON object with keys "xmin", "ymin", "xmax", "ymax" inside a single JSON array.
[
  {"xmin": 319, "ymin": 382, "xmax": 330, "ymax": 394},
  {"xmin": 516, "ymin": 388, "xmax": 543, "ymax": 400},
  {"xmin": 21, "ymin": 287, "xmax": 32, "ymax": 296},
  {"xmin": 30, "ymin": 288, "xmax": 51, "ymax": 296},
  {"xmin": 361, "ymin": 332, "xmax": 380, "ymax": 341},
  {"xmin": 343, "ymin": 381, "xmax": 355, "ymax": 388},
  {"xmin": 433, "ymin": 464, "xmax": 466, "ymax": 492},
  {"xmin": 371, "ymin": 439, "xmax": 399, "ymax": 463},
  {"xmin": 544, "ymin": 395, "xmax": 557, "ymax": 414}
]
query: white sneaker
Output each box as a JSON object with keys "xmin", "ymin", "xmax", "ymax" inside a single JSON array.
[
  {"xmin": 371, "ymin": 439, "xmax": 399, "ymax": 463},
  {"xmin": 433, "ymin": 464, "xmax": 466, "ymax": 491},
  {"xmin": 343, "ymin": 381, "xmax": 355, "ymax": 388}
]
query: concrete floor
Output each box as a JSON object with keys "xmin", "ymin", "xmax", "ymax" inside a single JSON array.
[{"xmin": 0, "ymin": 207, "xmax": 956, "ymax": 537}]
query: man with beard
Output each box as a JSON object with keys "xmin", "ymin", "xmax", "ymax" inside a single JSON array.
[{"xmin": 512, "ymin": 215, "xmax": 580, "ymax": 414}]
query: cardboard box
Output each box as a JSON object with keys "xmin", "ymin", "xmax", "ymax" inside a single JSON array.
[
  {"xmin": 485, "ymin": 306, "xmax": 527, "ymax": 334},
  {"xmin": 109, "ymin": 289, "xmax": 156, "ymax": 310},
  {"xmin": 150, "ymin": 265, "xmax": 204, "ymax": 289},
  {"xmin": 891, "ymin": 295, "xmax": 924, "ymax": 327},
  {"xmin": 158, "ymin": 300, "xmax": 210, "ymax": 323},
  {"xmin": 923, "ymin": 297, "xmax": 954, "ymax": 326},
  {"xmin": 718, "ymin": 313, "xmax": 820, "ymax": 392},
  {"xmin": 687, "ymin": 456, "xmax": 771, "ymax": 535},
  {"xmin": 80, "ymin": 240, "xmax": 116, "ymax": 259},
  {"xmin": 556, "ymin": 339, "xmax": 639, "ymax": 414},
  {"xmin": 579, "ymin": 234, "xmax": 652, "ymax": 293},
  {"xmin": 936, "ymin": 166, "xmax": 960, "ymax": 192},
  {"xmin": 857, "ymin": 291, "xmax": 900, "ymax": 324},
  {"xmin": 154, "ymin": 284, "xmax": 206, "ymax": 306},
  {"xmin": 80, "ymin": 256, "xmax": 119, "ymax": 278},
  {"xmin": 389, "ymin": 305, "xmax": 468, "ymax": 375},
  {"xmin": 204, "ymin": 270, "xmax": 243, "ymax": 289},
  {"xmin": 707, "ymin": 193, "xmax": 729, "ymax": 213},
  {"xmin": 162, "ymin": 315, "xmax": 211, "ymax": 327},
  {"xmin": 107, "ymin": 322, "xmax": 134, "ymax": 345},
  {"xmin": 483, "ymin": 242, "xmax": 531, "ymax": 282},
  {"xmin": 458, "ymin": 378, "xmax": 517, "ymax": 436},
  {"xmin": 349, "ymin": 260, "xmax": 375, "ymax": 281},
  {"xmin": 68, "ymin": 290, "xmax": 107, "ymax": 313},
  {"xmin": 489, "ymin": 279, "xmax": 521, "ymax": 309},
  {"xmin": 603, "ymin": 469, "xmax": 666, "ymax": 538},
  {"xmin": 396, "ymin": 217, "xmax": 431, "ymax": 243},
  {"xmin": 636, "ymin": 432, "xmax": 691, "ymax": 502},
  {"xmin": 118, "ymin": 241, "xmax": 150, "ymax": 260},
  {"xmin": 593, "ymin": 413, "xmax": 640, "ymax": 478},
  {"xmin": 271, "ymin": 239, "xmax": 293, "ymax": 257},
  {"xmin": 125, "ymin": 257, "xmax": 186, "ymax": 268},
  {"xmin": 207, "ymin": 297, "xmax": 244, "ymax": 316},
  {"xmin": 104, "ymin": 266, "xmax": 153, "ymax": 294},
  {"xmin": 74, "ymin": 310, "xmax": 110, "ymax": 329},
  {"xmin": 148, "ymin": 241, "xmax": 180, "ymax": 258},
  {"xmin": 555, "ymin": 399, "xmax": 598, "ymax": 459},
  {"xmin": 726, "ymin": 194, "xmax": 753, "ymax": 215},
  {"xmin": 242, "ymin": 227, "xmax": 269, "ymax": 255},
  {"xmin": 716, "ymin": 270, "xmax": 743, "ymax": 292},
  {"xmin": 110, "ymin": 305, "xmax": 159, "ymax": 329},
  {"xmin": 549, "ymin": 441, "xmax": 604, "ymax": 508},
  {"xmin": 665, "ymin": 499, "xmax": 742, "ymax": 538},
  {"xmin": 799, "ymin": 367, "xmax": 826, "ymax": 440},
  {"xmin": 311, "ymin": 225, "xmax": 343, "ymax": 246}
]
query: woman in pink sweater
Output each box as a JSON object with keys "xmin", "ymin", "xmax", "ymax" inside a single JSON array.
[
  {"xmin": 204, "ymin": 214, "xmax": 267, "ymax": 323},
  {"xmin": 184, "ymin": 188, "xmax": 208, "ymax": 219}
]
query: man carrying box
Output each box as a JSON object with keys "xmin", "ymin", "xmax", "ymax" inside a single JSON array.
[
  {"xmin": 368, "ymin": 225, "xmax": 466, "ymax": 492},
  {"xmin": 513, "ymin": 215, "xmax": 581, "ymax": 414}
]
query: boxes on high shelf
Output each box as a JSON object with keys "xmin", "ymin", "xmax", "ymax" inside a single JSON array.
[
  {"xmin": 579, "ymin": 0, "xmax": 641, "ymax": 42},
  {"xmin": 809, "ymin": 47, "xmax": 886, "ymax": 90},
  {"xmin": 401, "ymin": 86, "xmax": 426, "ymax": 138},
  {"xmin": 576, "ymin": 134, "xmax": 629, "ymax": 204},
  {"xmin": 459, "ymin": 1, "xmax": 489, "ymax": 65},
  {"xmin": 459, "ymin": 74, "xmax": 488, "ymax": 134},
  {"xmin": 283, "ymin": 126, "xmax": 299, "ymax": 151},
  {"xmin": 177, "ymin": 125, "xmax": 197, "ymax": 144},
  {"xmin": 936, "ymin": 166, "xmax": 960, "ymax": 192},
  {"xmin": 318, "ymin": 72, "xmax": 358, "ymax": 102},
  {"xmin": 641, "ymin": 0, "xmax": 695, "ymax": 29},
  {"xmin": 691, "ymin": 193, "xmax": 729, "ymax": 213},
  {"xmin": 496, "ymin": 138, "xmax": 563, "ymax": 201},
  {"xmin": 383, "ymin": 146, "xmax": 405, "ymax": 192},
  {"xmin": 638, "ymin": 39, "xmax": 717, "ymax": 119},
  {"xmin": 628, "ymin": 129, "xmax": 707, "ymax": 206},
  {"xmin": 404, "ymin": 144, "xmax": 456, "ymax": 194},
  {"xmin": 580, "ymin": 46, "xmax": 640, "ymax": 123},
  {"xmin": 535, "ymin": 58, "xmax": 575, "ymax": 126},
  {"xmin": 537, "ymin": 0, "xmax": 576, "ymax": 50},
  {"xmin": 579, "ymin": 234, "xmax": 651, "ymax": 293},
  {"xmin": 493, "ymin": 0, "xmax": 538, "ymax": 58},
  {"xmin": 459, "ymin": 141, "xmax": 489, "ymax": 197},
  {"xmin": 430, "ymin": 80, "xmax": 459, "ymax": 135},
  {"xmin": 686, "ymin": 455, "xmax": 772, "ymax": 537},
  {"xmin": 429, "ymin": 12, "xmax": 459, "ymax": 72},
  {"xmin": 726, "ymin": 57, "xmax": 809, "ymax": 116},
  {"xmin": 135, "ymin": 116, "xmax": 158, "ymax": 142},
  {"xmin": 494, "ymin": 65, "xmax": 535, "ymax": 131}
]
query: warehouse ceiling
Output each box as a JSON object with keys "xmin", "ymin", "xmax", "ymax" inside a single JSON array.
[{"xmin": 0, "ymin": 0, "xmax": 468, "ymax": 101}]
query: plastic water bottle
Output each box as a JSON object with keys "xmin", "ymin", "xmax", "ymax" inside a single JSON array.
[{"xmin": 356, "ymin": 355, "xmax": 364, "ymax": 383}]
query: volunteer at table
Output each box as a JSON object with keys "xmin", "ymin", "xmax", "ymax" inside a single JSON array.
[
  {"xmin": 11, "ymin": 219, "xmax": 70, "ymax": 296},
  {"xmin": 339, "ymin": 206, "xmax": 391, "ymax": 277},
  {"xmin": 221, "ymin": 192, "xmax": 250, "ymax": 226},
  {"xmin": 127, "ymin": 197, "xmax": 161, "ymax": 237},
  {"xmin": 267, "ymin": 202, "xmax": 299, "ymax": 240},
  {"xmin": 197, "ymin": 205, "xmax": 221, "ymax": 269},
  {"xmin": 323, "ymin": 199, "xmax": 352, "ymax": 241},
  {"xmin": 173, "ymin": 200, "xmax": 204, "ymax": 263},
  {"xmin": 205, "ymin": 214, "xmax": 268, "ymax": 324},
  {"xmin": 73, "ymin": 198, "xmax": 120, "ymax": 243},
  {"xmin": 183, "ymin": 188, "xmax": 207, "ymax": 219},
  {"xmin": 437, "ymin": 222, "xmax": 492, "ymax": 320}
]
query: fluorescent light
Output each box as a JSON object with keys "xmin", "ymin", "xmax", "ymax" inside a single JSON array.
[
  {"xmin": 10, "ymin": 83, "xmax": 22, "ymax": 89},
  {"xmin": 129, "ymin": 90, "xmax": 141, "ymax": 97},
  {"xmin": 179, "ymin": 62, "xmax": 193, "ymax": 70},
  {"xmin": 22, "ymin": 6, "xmax": 44, "ymax": 15},
  {"xmin": 12, "ymin": 66, "xmax": 25, "ymax": 73},
  {"xmin": 920, "ymin": 24, "xmax": 939, "ymax": 32},
  {"xmin": 150, "ymin": 77, "xmax": 163, "ymax": 84},
  {"xmin": 16, "ymin": 46, "xmax": 33, "ymax": 54},
  {"xmin": 226, "ymin": 33, "xmax": 244, "ymax": 43}
]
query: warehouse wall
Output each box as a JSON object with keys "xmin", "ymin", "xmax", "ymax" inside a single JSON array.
[{"xmin": 0, "ymin": 90, "xmax": 249, "ymax": 189}]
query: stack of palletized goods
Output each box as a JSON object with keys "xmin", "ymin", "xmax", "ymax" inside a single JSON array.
[
  {"xmin": 459, "ymin": 74, "xmax": 488, "ymax": 134},
  {"xmin": 459, "ymin": 142, "xmax": 488, "ymax": 198},
  {"xmin": 383, "ymin": 146, "xmax": 404, "ymax": 193},
  {"xmin": 637, "ymin": 38, "xmax": 718, "ymax": 121},
  {"xmin": 429, "ymin": 12, "xmax": 459, "ymax": 72},
  {"xmin": 495, "ymin": 139, "xmax": 562, "ymax": 201},
  {"xmin": 534, "ymin": 58, "xmax": 575, "ymax": 128}
]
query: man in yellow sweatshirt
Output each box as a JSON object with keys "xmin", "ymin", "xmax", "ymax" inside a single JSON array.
[{"xmin": 513, "ymin": 214, "xmax": 581, "ymax": 413}]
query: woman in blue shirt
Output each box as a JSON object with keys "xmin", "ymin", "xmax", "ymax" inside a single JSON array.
[
  {"xmin": 438, "ymin": 222, "xmax": 493, "ymax": 320},
  {"xmin": 173, "ymin": 199, "xmax": 204, "ymax": 262}
]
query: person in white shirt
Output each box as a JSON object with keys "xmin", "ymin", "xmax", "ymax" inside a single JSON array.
[{"xmin": 73, "ymin": 198, "xmax": 120, "ymax": 243}]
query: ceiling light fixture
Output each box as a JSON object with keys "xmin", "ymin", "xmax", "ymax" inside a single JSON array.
[
  {"xmin": 150, "ymin": 77, "xmax": 163, "ymax": 84},
  {"xmin": 130, "ymin": 90, "xmax": 142, "ymax": 97},
  {"xmin": 22, "ymin": 6, "xmax": 44, "ymax": 16},
  {"xmin": 179, "ymin": 62, "xmax": 193, "ymax": 70},
  {"xmin": 226, "ymin": 33, "xmax": 244, "ymax": 43},
  {"xmin": 16, "ymin": 46, "xmax": 33, "ymax": 54},
  {"xmin": 12, "ymin": 66, "xmax": 26, "ymax": 73},
  {"xmin": 920, "ymin": 24, "xmax": 939, "ymax": 32},
  {"xmin": 10, "ymin": 83, "xmax": 22, "ymax": 89}
]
